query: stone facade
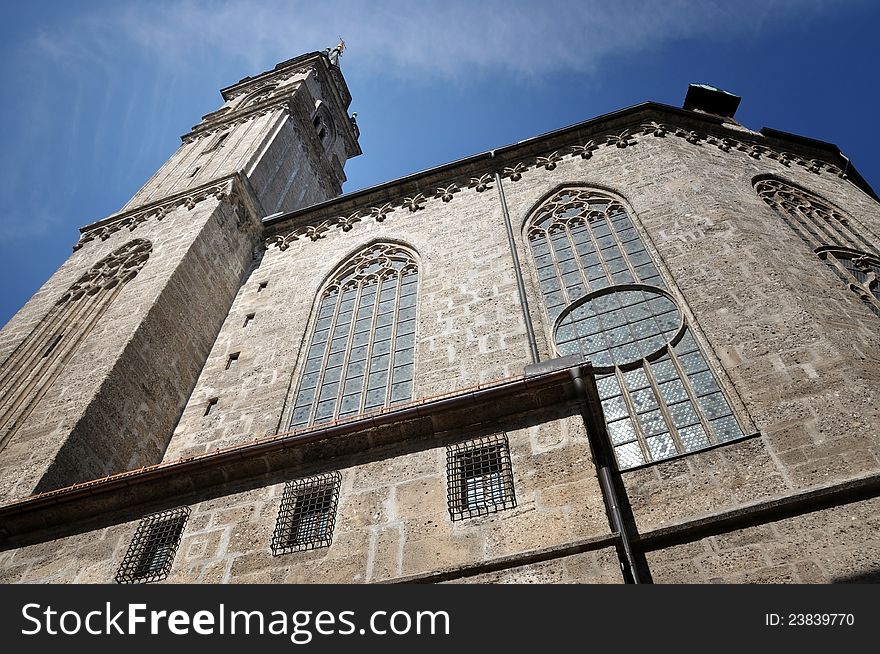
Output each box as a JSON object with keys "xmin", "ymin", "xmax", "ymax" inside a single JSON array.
[{"xmin": 0, "ymin": 51, "xmax": 878, "ymax": 584}]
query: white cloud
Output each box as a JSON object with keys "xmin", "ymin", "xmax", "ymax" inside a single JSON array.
[
  {"xmin": 31, "ymin": 0, "xmax": 849, "ymax": 80},
  {"xmin": 0, "ymin": 0, "xmax": 861, "ymax": 243}
]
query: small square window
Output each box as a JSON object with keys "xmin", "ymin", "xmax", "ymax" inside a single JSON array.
[
  {"xmin": 446, "ymin": 434, "xmax": 516, "ymax": 521},
  {"xmin": 271, "ymin": 472, "xmax": 341, "ymax": 555},
  {"xmin": 115, "ymin": 507, "xmax": 190, "ymax": 584},
  {"xmin": 243, "ymin": 313, "xmax": 255, "ymax": 328},
  {"xmin": 204, "ymin": 398, "xmax": 218, "ymax": 416},
  {"xmin": 226, "ymin": 352, "xmax": 240, "ymax": 369},
  {"xmin": 257, "ymin": 281, "xmax": 268, "ymax": 293}
]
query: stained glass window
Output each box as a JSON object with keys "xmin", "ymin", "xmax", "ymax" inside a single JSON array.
[
  {"xmin": 527, "ymin": 188, "xmax": 744, "ymax": 469},
  {"xmin": 289, "ymin": 243, "xmax": 418, "ymax": 428}
]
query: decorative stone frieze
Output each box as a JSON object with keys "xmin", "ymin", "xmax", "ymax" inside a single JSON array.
[
  {"xmin": 73, "ymin": 176, "xmax": 260, "ymax": 251},
  {"xmin": 265, "ymin": 118, "xmax": 851, "ymax": 253}
]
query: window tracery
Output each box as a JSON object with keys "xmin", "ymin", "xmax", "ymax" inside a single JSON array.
[
  {"xmin": 756, "ymin": 178, "xmax": 880, "ymax": 313},
  {"xmin": 526, "ymin": 189, "xmax": 744, "ymax": 469},
  {"xmin": 0, "ymin": 239, "xmax": 152, "ymax": 452},
  {"xmin": 289, "ymin": 243, "xmax": 418, "ymax": 429}
]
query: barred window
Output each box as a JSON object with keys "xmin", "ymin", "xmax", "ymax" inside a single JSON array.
[
  {"xmin": 446, "ymin": 434, "xmax": 516, "ymax": 520},
  {"xmin": 756, "ymin": 177, "xmax": 880, "ymax": 314},
  {"xmin": 115, "ymin": 507, "xmax": 189, "ymax": 584},
  {"xmin": 526, "ymin": 188, "xmax": 744, "ymax": 470},
  {"xmin": 289, "ymin": 244, "xmax": 418, "ymax": 429},
  {"xmin": 271, "ymin": 472, "xmax": 341, "ymax": 555}
]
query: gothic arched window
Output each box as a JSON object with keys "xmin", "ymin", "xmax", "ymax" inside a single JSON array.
[
  {"xmin": 311, "ymin": 103, "xmax": 337, "ymax": 150},
  {"xmin": 0, "ymin": 239, "xmax": 152, "ymax": 452},
  {"xmin": 526, "ymin": 188, "xmax": 744, "ymax": 470},
  {"xmin": 755, "ymin": 178, "xmax": 880, "ymax": 313},
  {"xmin": 289, "ymin": 243, "xmax": 418, "ymax": 429}
]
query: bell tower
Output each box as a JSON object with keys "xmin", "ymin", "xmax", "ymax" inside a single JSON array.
[
  {"xmin": 0, "ymin": 48, "xmax": 360, "ymax": 500},
  {"xmin": 124, "ymin": 45, "xmax": 361, "ymax": 216}
]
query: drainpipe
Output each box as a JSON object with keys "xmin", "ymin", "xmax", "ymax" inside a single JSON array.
[
  {"xmin": 492, "ymin": 157, "xmax": 539, "ymax": 364},
  {"xmin": 569, "ymin": 365, "xmax": 651, "ymax": 584}
]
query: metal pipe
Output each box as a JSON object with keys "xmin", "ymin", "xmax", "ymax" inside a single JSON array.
[
  {"xmin": 493, "ymin": 169, "xmax": 540, "ymax": 364},
  {"xmin": 569, "ymin": 365, "xmax": 649, "ymax": 584}
]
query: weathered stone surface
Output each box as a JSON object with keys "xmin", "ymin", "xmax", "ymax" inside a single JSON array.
[
  {"xmin": 0, "ymin": 417, "xmax": 611, "ymax": 583},
  {"xmin": 647, "ymin": 496, "xmax": 880, "ymax": 584},
  {"xmin": 446, "ymin": 547, "xmax": 623, "ymax": 584},
  {"xmin": 1, "ymin": 51, "xmax": 879, "ymax": 585}
]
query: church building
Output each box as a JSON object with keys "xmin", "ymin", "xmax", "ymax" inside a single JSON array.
[{"xmin": 0, "ymin": 46, "xmax": 878, "ymax": 583}]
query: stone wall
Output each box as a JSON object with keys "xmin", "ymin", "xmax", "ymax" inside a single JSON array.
[
  {"xmin": 163, "ymin": 178, "xmax": 533, "ymax": 460},
  {"xmin": 497, "ymin": 120, "xmax": 880, "ymax": 537},
  {"xmin": 122, "ymin": 109, "xmax": 287, "ymax": 211},
  {"xmin": 168, "ymin": 110, "xmax": 880, "ymax": 542},
  {"xmin": 0, "ymin": 54, "xmax": 359, "ymax": 501},
  {"xmin": 2, "ymin": 85, "xmax": 879, "ymax": 585},
  {"xmin": 0, "ymin": 411, "xmax": 613, "ymax": 583},
  {"xmin": 0, "ymin": 195, "xmax": 259, "ymax": 501},
  {"xmin": 646, "ymin": 496, "xmax": 880, "ymax": 583},
  {"xmin": 121, "ymin": 64, "xmax": 353, "ymax": 216},
  {"xmin": 444, "ymin": 548, "xmax": 622, "ymax": 584}
]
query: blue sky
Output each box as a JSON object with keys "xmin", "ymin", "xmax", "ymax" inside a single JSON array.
[{"xmin": 1, "ymin": 0, "xmax": 879, "ymax": 328}]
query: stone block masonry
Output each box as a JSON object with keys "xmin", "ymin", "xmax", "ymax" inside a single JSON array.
[
  {"xmin": 0, "ymin": 407, "xmax": 617, "ymax": 584},
  {"xmin": 0, "ymin": 51, "xmax": 359, "ymax": 503},
  {"xmin": 0, "ymin": 194, "xmax": 260, "ymax": 501},
  {"xmin": 2, "ymin": 53, "xmax": 880, "ymax": 584}
]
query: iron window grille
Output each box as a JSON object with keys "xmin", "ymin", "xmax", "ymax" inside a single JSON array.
[
  {"xmin": 271, "ymin": 471, "xmax": 342, "ymax": 555},
  {"xmin": 115, "ymin": 506, "xmax": 190, "ymax": 584},
  {"xmin": 525, "ymin": 187, "xmax": 745, "ymax": 470},
  {"xmin": 447, "ymin": 434, "xmax": 516, "ymax": 521},
  {"xmin": 756, "ymin": 177, "xmax": 880, "ymax": 315}
]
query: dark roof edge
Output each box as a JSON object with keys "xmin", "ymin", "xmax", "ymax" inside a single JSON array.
[
  {"xmin": 0, "ymin": 366, "xmax": 576, "ymax": 529},
  {"xmin": 265, "ymin": 101, "xmax": 876, "ymax": 227},
  {"xmin": 760, "ymin": 127, "xmax": 878, "ymax": 201}
]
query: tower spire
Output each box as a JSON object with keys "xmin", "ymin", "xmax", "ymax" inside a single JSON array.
[{"xmin": 327, "ymin": 37, "xmax": 345, "ymax": 66}]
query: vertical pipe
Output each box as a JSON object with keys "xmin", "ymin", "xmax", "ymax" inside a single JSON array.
[
  {"xmin": 493, "ymin": 169, "xmax": 540, "ymax": 364},
  {"xmin": 569, "ymin": 365, "xmax": 651, "ymax": 584}
]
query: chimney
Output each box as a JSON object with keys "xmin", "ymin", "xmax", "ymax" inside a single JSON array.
[{"xmin": 683, "ymin": 84, "xmax": 741, "ymax": 119}]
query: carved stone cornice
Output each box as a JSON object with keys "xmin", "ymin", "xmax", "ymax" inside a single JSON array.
[
  {"xmin": 182, "ymin": 101, "xmax": 290, "ymax": 144},
  {"xmin": 222, "ymin": 67, "xmax": 309, "ymax": 103},
  {"xmin": 263, "ymin": 115, "xmax": 851, "ymax": 254},
  {"xmin": 73, "ymin": 174, "xmax": 260, "ymax": 251},
  {"xmin": 188, "ymin": 51, "xmax": 359, "ymax": 159}
]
